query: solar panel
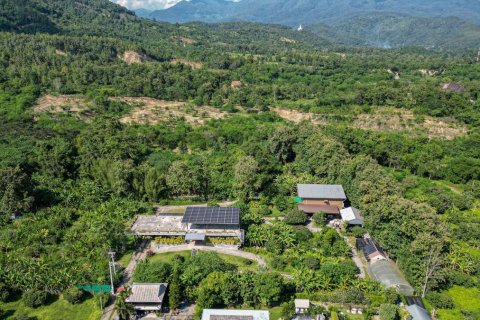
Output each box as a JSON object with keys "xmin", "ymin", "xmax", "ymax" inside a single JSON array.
[{"xmin": 182, "ymin": 207, "xmax": 240, "ymax": 225}]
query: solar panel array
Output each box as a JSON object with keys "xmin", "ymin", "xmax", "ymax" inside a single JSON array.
[{"xmin": 182, "ymin": 207, "xmax": 240, "ymax": 225}]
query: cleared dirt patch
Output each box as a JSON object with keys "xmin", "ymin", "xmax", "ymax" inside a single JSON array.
[
  {"xmin": 274, "ymin": 108, "xmax": 327, "ymax": 125},
  {"xmin": 34, "ymin": 94, "xmax": 90, "ymax": 114},
  {"xmin": 170, "ymin": 58, "xmax": 203, "ymax": 69},
  {"xmin": 274, "ymin": 107, "xmax": 467, "ymax": 140},
  {"xmin": 353, "ymin": 108, "xmax": 467, "ymax": 140},
  {"xmin": 119, "ymin": 51, "xmax": 149, "ymax": 64},
  {"xmin": 117, "ymin": 97, "xmax": 229, "ymax": 125},
  {"xmin": 280, "ymin": 37, "xmax": 296, "ymax": 44}
]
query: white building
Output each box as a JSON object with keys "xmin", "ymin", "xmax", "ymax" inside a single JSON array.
[
  {"xmin": 202, "ymin": 309, "xmax": 270, "ymax": 320},
  {"xmin": 294, "ymin": 299, "xmax": 310, "ymax": 314},
  {"xmin": 340, "ymin": 207, "xmax": 364, "ymax": 226}
]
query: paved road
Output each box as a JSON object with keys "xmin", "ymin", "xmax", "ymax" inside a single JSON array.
[{"xmin": 153, "ymin": 243, "xmax": 267, "ymax": 267}]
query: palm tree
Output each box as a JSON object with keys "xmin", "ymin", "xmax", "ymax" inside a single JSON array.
[{"xmin": 115, "ymin": 289, "xmax": 133, "ymax": 320}]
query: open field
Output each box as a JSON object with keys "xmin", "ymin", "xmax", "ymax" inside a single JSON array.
[{"xmin": 0, "ymin": 295, "xmax": 102, "ymax": 320}]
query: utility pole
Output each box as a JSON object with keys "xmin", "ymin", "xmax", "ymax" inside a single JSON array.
[
  {"xmin": 108, "ymin": 260, "xmax": 115, "ymax": 295},
  {"xmin": 108, "ymin": 251, "xmax": 117, "ymax": 274},
  {"xmin": 108, "ymin": 251, "xmax": 116, "ymax": 295}
]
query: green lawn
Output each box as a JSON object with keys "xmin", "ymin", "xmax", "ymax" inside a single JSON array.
[
  {"xmin": 148, "ymin": 251, "xmax": 258, "ymax": 271},
  {"xmin": 0, "ymin": 295, "xmax": 102, "ymax": 320},
  {"xmin": 436, "ymin": 286, "xmax": 480, "ymax": 320},
  {"xmin": 268, "ymin": 306, "xmax": 283, "ymax": 320},
  {"xmin": 117, "ymin": 250, "xmax": 133, "ymax": 268}
]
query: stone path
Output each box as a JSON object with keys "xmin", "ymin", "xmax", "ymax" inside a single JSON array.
[{"xmin": 153, "ymin": 243, "xmax": 267, "ymax": 267}]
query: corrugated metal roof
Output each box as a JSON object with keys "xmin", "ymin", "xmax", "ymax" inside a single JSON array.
[
  {"xmin": 126, "ymin": 283, "xmax": 168, "ymax": 304},
  {"xmin": 407, "ymin": 305, "xmax": 431, "ymax": 320},
  {"xmin": 294, "ymin": 299, "xmax": 310, "ymax": 309},
  {"xmin": 340, "ymin": 207, "xmax": 363, "ymax": 223},
  {"xmin": 298, "ymin": 204, "xmax": 340, "ymax": 214},
  {"xmin": 202, "ymin": 310, "xmax": 270, "ymax": 320},
  {"xmin": 297, "ymin": 184, "xmax": 346, "ymax": 200}
]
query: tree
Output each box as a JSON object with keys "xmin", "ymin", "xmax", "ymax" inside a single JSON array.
[
  {"xmin": 115, "ymin": 289, "xmax": 133, "ymax": 320},
  {"xmin": 233, "ymin": 156, "xmax": 261, "ymax": 201},
  {"xmin": 169, "ymin": 264, "xmax": 182, "ymax": 312},
  {"xmin": 166, "ymin": 161, "xmax": 193, "ymax": 196},
  {"xmin": 0, "ymin": 166, "xmax": 34, "ymax": 219},
  {"xmin": 281, "ymin": 300, "xmax": 295, "ymax": 319},
  {"xmin": 22, "ymin": 290, "xmax": 48, "ymax": 308},
  {"xmin": 253, "ymin": 273, "xmax": 284, "ymax": 306},
  {"xmin": 378, "ymin": 304, "xmax": 399, "ymax": 320},
  {"xmin": 63, "ymin": 287, "xmax": 84, "ymax": 304}
]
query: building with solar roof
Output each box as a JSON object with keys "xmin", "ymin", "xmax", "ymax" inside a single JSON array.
[{"xmin": 130, "ymin": 206, "xmax": 244, "ymax": 245}]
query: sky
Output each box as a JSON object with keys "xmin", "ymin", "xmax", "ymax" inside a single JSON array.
[{"xmin": 112, "ymin": 0, "xmax": 183, "ymax": 10}]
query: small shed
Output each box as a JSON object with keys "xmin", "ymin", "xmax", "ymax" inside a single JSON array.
[
  {"xmin": 340, "ymin": 207, "xmax": 363, "ymax": 226},
  {"xmin": 126, "ymin": 283, "xmax": 168, "ymax": 311},
  {"xmin": 294, "ymin": 299, "xmax": 310, "ymax": 314}
]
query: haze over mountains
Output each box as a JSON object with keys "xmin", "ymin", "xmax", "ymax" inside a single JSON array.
[{"xmin": 125, "ymin": 0, "xmax": 480, "ymax": 50}]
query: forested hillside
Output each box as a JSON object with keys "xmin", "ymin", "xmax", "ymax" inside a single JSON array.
[{"xmin": 0, "ymin": 0, "xmax": 479, "ymax": 319}]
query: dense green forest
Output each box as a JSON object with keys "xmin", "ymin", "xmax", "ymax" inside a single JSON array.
[{"xmin": 0, "ymin": 0, "xmax": 479, "ymax": 319}]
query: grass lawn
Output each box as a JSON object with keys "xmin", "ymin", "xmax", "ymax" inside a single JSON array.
[
  {"xmin": 436, "ymin": 286, "xmax": 480, "ymax": 320},
  {"xmin": 148, "ymin": 251, "xmax": 258, "ymax": 271},
  {"xmin": 117, "ymin": 250, "xmax": 133, "ymax": 268},
  {"xmin": 268, "ymin": 306, "xmax": 283, "ymax": 320},
  {"xmin": 0, "ymin": 295, "xmax": 102, "ymax": 320}
]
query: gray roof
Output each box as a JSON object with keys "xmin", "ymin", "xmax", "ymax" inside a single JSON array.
[
  {"xmin": 297, "ymin": 184, "xmax": 346, "ymax": 200},
  {"xmin": 407, "ymin": 305, "xmax": 431, "ymax": 320},
  {"xmin": 340, "ymin": 207, "xmax": 363, "ymax": 223},
  {"xmin": 185, "ymin": 232, "xmax": 206, "ymax": 241},
  {"xmin": 368, "ymin": 260, "xmax": 414, "ymax": 295},
  {"xmin": 126, "ymin": 283, "xmax": 168, "ymax": 304},
  {"xmin": 202, "ymin": 310, "xmax": 269, "ymax": 320}
]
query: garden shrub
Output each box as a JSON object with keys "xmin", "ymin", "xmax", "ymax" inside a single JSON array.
[
  {"xmin": 12, "ymin": 312, "xmax": 31, "ymax": 320},
  {"xmin": 63, "ymin": 287, "xmax": 84, "ymax": 304},
  {"xmin": 313, "ymin": 212, "xmax": 326, "ymax": 226},
  {"xmin": 350, "ymin": 226, "xmax": 367, "ymax": 238},
  {"xmin": 378, "ymin": 303, "xmax": 399, "ymax": 320},
  {"xmin": 426, "ymin": 292, "xmax": 455, "ymax": 309},
  {"xmin": 155, "ymin": 236, "xmax": 184, "ymax": 245},
  {"xmin": 284, "ymin": 208, "xmax": 308, "ymax": 225},
  {"xmin": 22, "ymin": 290, "xmax": 48, "ymax": 308}
]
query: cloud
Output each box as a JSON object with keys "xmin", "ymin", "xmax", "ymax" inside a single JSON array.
[{"xmin": 112, "ymin": 0, "xmax": 182, "ymax": 10}]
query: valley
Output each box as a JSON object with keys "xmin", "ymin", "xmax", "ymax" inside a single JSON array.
[{"xmin": 0, "ymin": 1, "xmax": 479, "ymax": 320}]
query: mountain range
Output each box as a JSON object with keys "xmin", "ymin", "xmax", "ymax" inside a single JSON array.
[
  {"xmin": 133, "ymin": 0, "xmax": 480, "ymax": 50},
  {"xmin": 140, "ymin": 0, "xmax": 480, "ymax": 25}
]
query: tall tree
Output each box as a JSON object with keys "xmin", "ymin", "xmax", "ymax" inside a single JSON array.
[{"xmin": 233, "ymin": 155, "xmax": 261, "ymax": 201}]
